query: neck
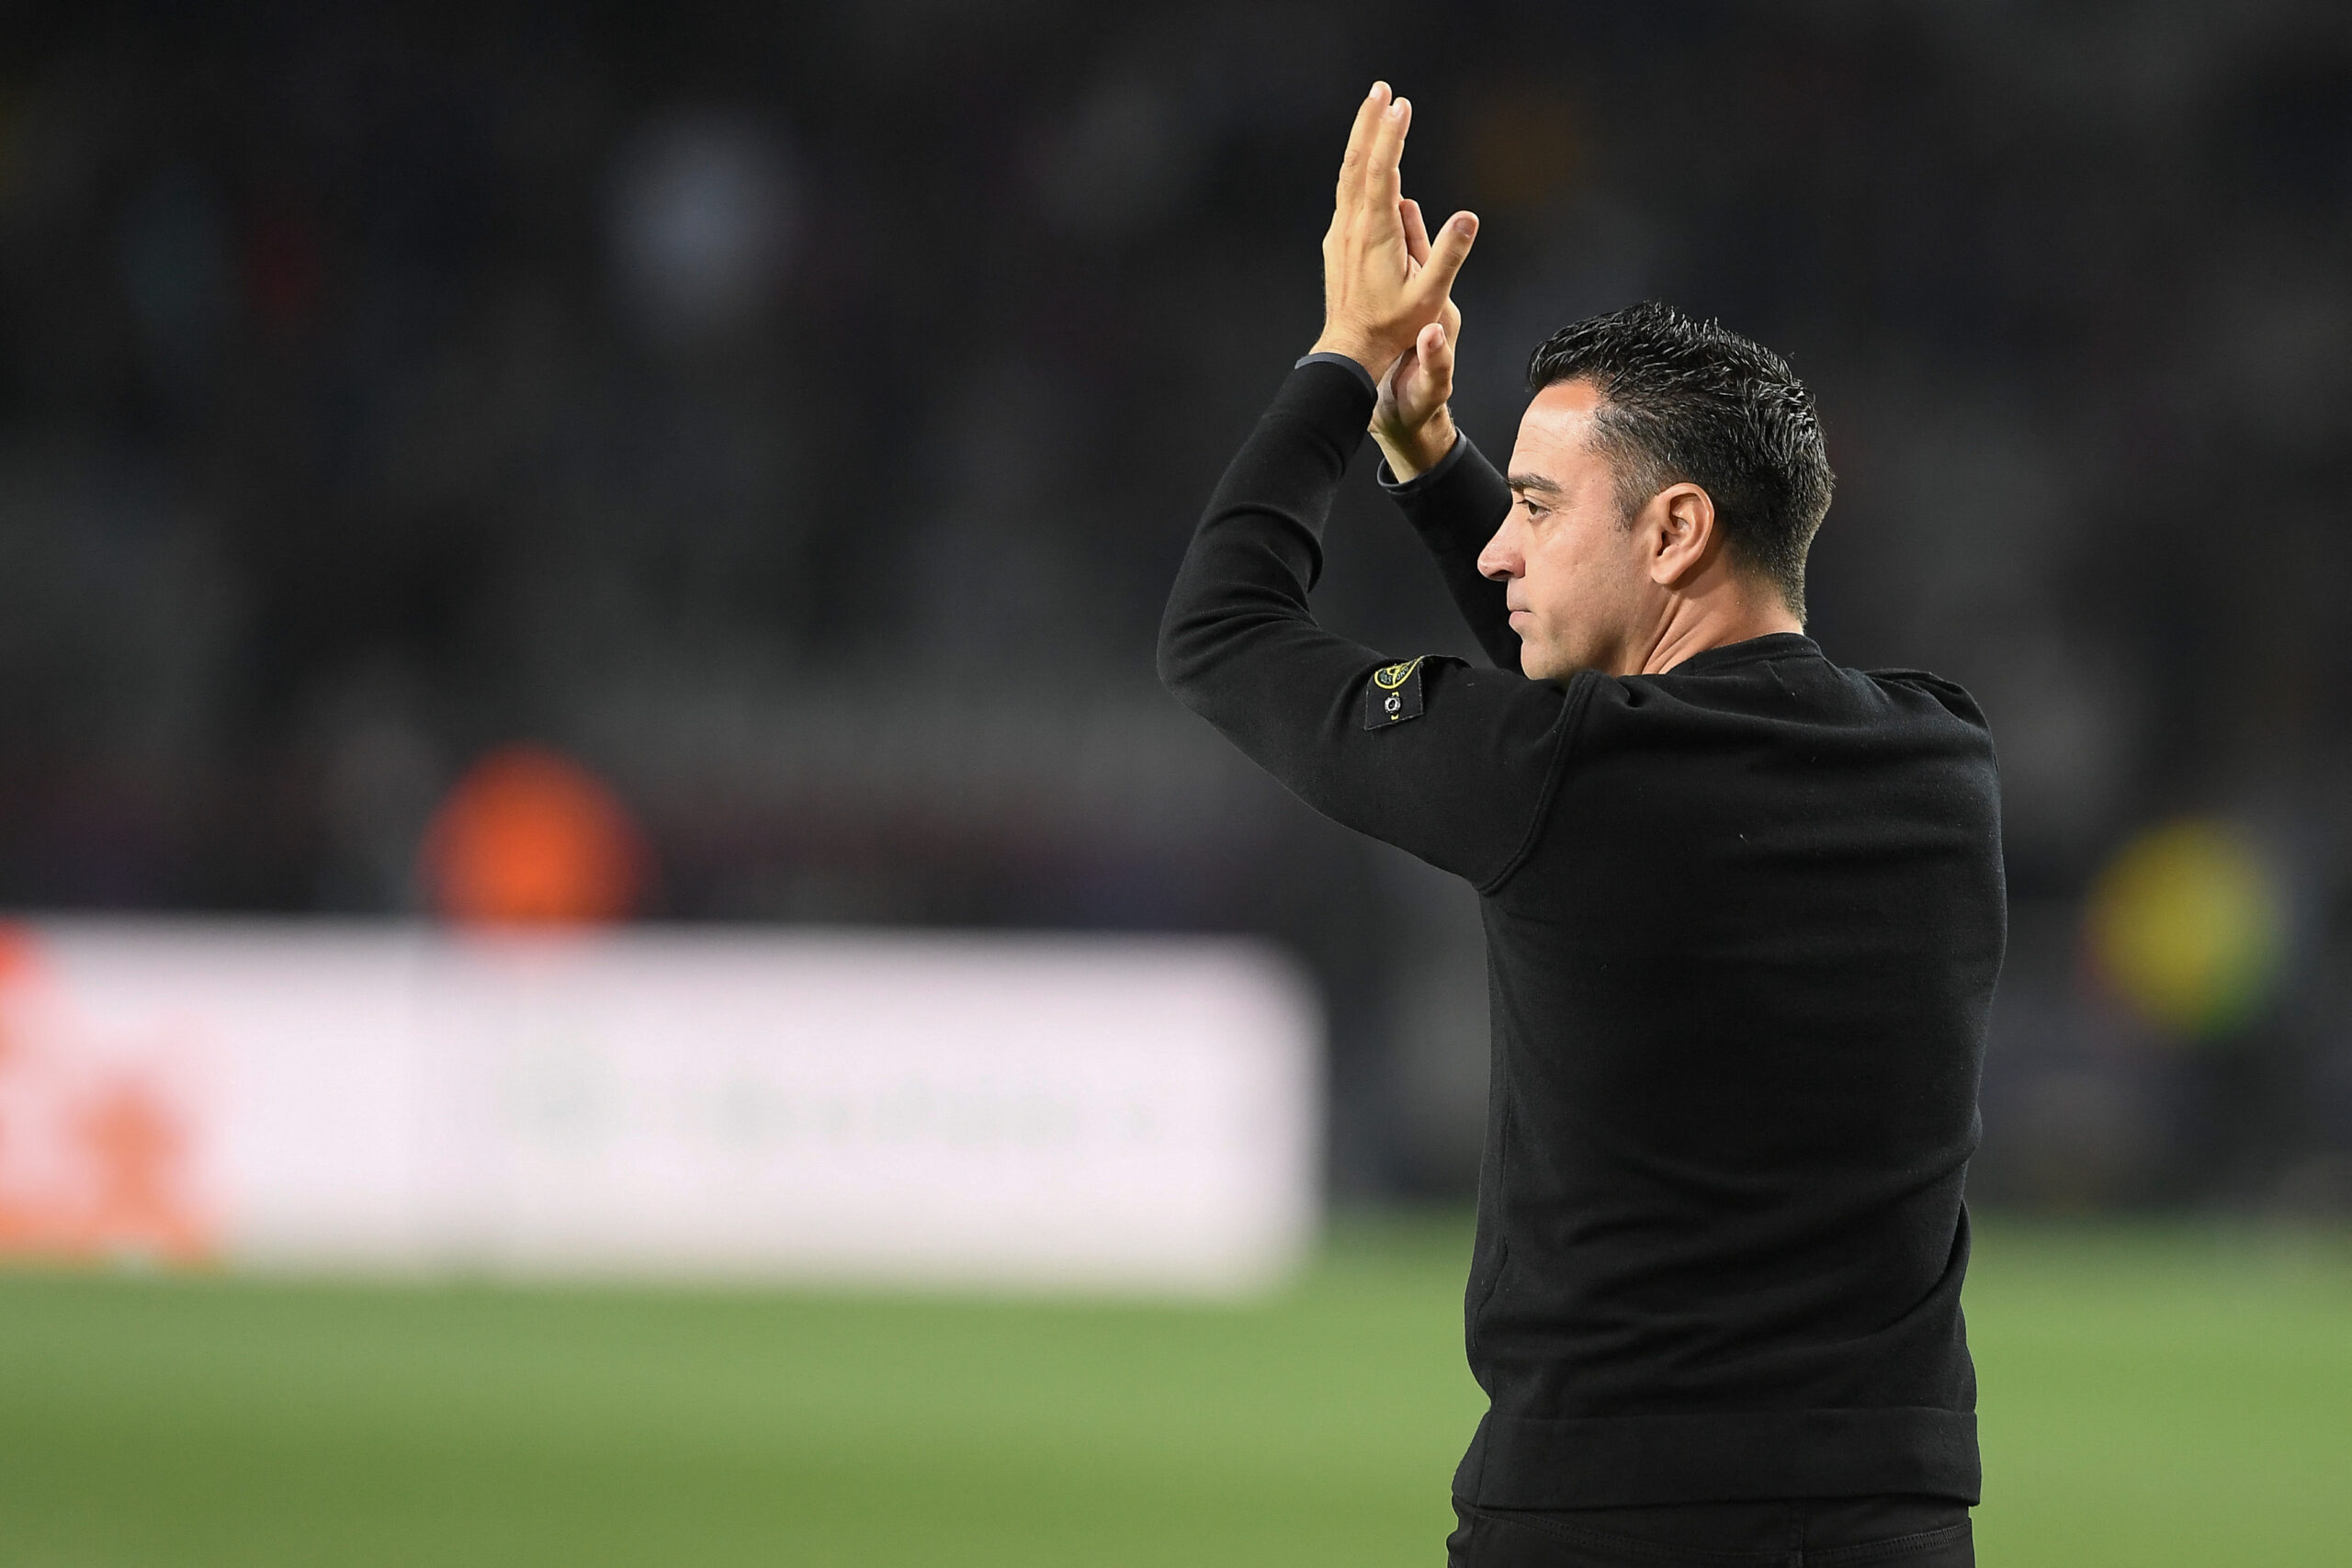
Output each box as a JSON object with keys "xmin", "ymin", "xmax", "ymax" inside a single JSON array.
[{"xmin": 1629, "ymin": 581, "xmax": 1802, "ymax": 676}]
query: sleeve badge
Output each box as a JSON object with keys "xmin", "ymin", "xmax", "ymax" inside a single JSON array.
[{"xmin": 1363, "ymin": 657, "xmax": 1427, "ymax": 729}]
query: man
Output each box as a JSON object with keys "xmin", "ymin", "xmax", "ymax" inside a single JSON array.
[{"xmin": 1159, "ymin": 85, "xmax": 2003, "ymax": 1568}]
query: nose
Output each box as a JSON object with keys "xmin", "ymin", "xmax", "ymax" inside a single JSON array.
[{"xmin": 1477, "ymin": 518, "xmax": 1521, "ymax": 582}]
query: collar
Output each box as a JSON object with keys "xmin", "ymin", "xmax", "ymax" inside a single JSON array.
[{"xmin": 1658, "ymin": 631, "xmax": 1821, "ymax": 674}]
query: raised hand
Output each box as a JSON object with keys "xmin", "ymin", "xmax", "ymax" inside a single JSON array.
[
  {"xmin": 1310, "ymin": 83, "xmax": 1477, "ymax": 388},
  {"xmin": 1371, "ymin": 196, "xmax": 1463, "ymax": 479}
]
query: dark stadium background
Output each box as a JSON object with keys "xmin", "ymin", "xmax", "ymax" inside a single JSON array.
[
  {"xmin": 4, "ymin": 7, "xmax": 2351, "ymax": 1567},
  {"xmin": 3, "ymin": 1, "xmax": 2348, "ymax": 1208}
]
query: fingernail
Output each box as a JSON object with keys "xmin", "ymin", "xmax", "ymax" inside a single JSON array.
[
  {"xmin": 1369, "ymin": 81, "xmax": 1387, "ymax": 99},
  {"xmin": 1389, "ymin": 98, "xmax": 1407, "ymax": 118}
]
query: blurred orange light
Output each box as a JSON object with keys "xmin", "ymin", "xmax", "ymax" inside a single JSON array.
[
  {"xmin": 0, "ymin": 923, "xmax": 37, "ymax": 987},
  {"xmin": 419, "ymin": 745, "xmax": 648, "ymax": 927}
]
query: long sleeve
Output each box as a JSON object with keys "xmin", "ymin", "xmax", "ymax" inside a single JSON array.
[
  {"xmin": 1380, "ymin": 434, "xmax": 1521, "ymax": 671},
  {"xmin": 1156, "ymin": 361, "xmax": 1581, "ymax": 889}
]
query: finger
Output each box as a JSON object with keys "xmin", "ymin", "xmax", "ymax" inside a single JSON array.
[
  {"xmin": 1421, "ymin": 321, "xmax": 1453, "ymax": 384},
  {"xmin": 1365, "ymin": 94, "xmax": 1410, "ymax": 210},
  {"xmin": 1400, "ymin": 198, "xmax": 1430, "ymax": 265},
  {"xmin": 1416, "ymin": 209, "xmax": 1480, "ymax": 299},
  {"xmin": 1336, "ymin": 82, "xmax": 1390, "ymax": 203}
]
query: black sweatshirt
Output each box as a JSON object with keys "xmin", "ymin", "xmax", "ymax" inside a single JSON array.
[{"xmin": 1159, "ymin": 361, "xmax": 2005, "ymax": 1508}]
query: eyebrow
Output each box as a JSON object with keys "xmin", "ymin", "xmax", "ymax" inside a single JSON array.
[{"xmin": 1507, "ymin": 473, "xmax": 1564, "ymax": 496}]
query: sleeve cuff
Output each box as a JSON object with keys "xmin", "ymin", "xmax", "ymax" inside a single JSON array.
[
  {"xmin": 1376, "ymin": 428, "xmax": 1469, "ymax": 494},
  {"xmin": 1293, "ymin": 351, "xmax": 1379, "ymax": 399}
]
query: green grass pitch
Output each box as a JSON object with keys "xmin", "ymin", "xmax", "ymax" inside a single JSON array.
[{"xmin": 1, "ymin": 1218, "xmax": 2346, "ymax": 1565}]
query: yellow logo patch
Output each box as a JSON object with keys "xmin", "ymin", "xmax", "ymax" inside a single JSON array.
[{"xmin": 1363, "ymin": 657, "xmax": 1429, "ymax": 728}]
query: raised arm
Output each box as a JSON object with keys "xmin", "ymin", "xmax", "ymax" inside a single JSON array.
[
  {"xmin": 1384, "ymin": 433, "xmax": 1521, "ymax": 671},
  {"xmin": 1364, "ymin": 215, "xmax": 1521, "ymax": 671},
  {"xmin": 1156, "ymin": 85, "xmax": 1575, "ymax": 888}
]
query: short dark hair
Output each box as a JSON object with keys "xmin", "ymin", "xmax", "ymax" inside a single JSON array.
[{"xmin": 1525, "ymin": 301, "xmax": 1832, "ymax": 618}]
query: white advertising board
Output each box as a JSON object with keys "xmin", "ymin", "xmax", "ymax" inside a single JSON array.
[{"xmin": 0, "ymin": 921, "xmax": 1321, "ymax": 1295}]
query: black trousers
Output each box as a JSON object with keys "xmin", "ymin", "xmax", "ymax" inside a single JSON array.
[{"xmin": 1448, "ymin": 1495, "xmax": 1973, "ymax": 1567}]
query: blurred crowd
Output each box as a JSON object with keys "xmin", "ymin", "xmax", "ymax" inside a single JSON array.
[{"xmin": 2, "ymin": 1, "xmax": 2348, "ymax": 1205}]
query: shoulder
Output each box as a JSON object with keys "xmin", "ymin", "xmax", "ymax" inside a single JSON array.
[
  {"xmin": 1863, "ymin": 667, "xmax": 1991, "ymax": 731},
  {"xmin": 1581, "ymin": 650, "xmax": 1994, "ymax": 761}
]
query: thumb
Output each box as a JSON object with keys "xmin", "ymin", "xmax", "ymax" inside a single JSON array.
[
  {"xmin": 1418, "ymin": 321, "xmax": 1454, "ymax": 389},
  {"xmin": 1419, "ymin": 210, "xmax": 1480, "ymax": 298}
]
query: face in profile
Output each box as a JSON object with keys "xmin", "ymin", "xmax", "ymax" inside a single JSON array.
[{"xmin": 1481, "ymin": 378, "xmax": 1657, "ymax": 682}]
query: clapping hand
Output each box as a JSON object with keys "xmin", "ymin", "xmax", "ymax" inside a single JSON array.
[{"xmin": 1310, "ymin": 82, "xmax": 1476, "ymax": 479}]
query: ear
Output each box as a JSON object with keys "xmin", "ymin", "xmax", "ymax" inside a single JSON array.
[{"xmin": 1646, "ymin": 483, "xmax": 1716, "ymax": 589}]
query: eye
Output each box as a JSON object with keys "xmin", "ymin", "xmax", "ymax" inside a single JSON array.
[{"xmin": 1518, "ymin": 496, "xmax": 1549, "ymax": 521}]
